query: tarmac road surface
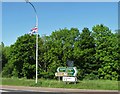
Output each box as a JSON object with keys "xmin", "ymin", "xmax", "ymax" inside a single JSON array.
[{"xmin": 0, "ymin": 85, "xmax": 119, "ymax": 94}]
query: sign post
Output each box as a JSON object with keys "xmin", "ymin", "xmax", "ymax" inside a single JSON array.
[{"xmin": 55, "ymin": 67, "xmax": 78, "ymax": 83}]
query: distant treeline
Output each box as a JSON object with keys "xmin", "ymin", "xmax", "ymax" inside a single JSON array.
[{"xmin": 1, "ymin": 24, "xmax": 120, "ymax": 80}]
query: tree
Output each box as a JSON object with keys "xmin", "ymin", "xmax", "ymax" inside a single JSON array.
[
  {"xmin": 39, "ymin": 28, "xmax": 80, "ymax": 79},
  {"xmin": 2, "ymin": 34, "xmax": 42, "ymax": 78},
  {"xmin": 92, "ymin": 24, "xmax": 118, "ymax": 80},
  {"xmin": 0, "ymin": 42, "xmax": 10, "ymax": 69},
  {"xmin": 2, "ymin": 25, "xmax": 119, "ymax": 80},
  {"xmin": 49, "ymin": 28, "xmax": 80, "ymax": 66},
  {"xmin": 74, "ymin": 28, "xmax": 96, "ymax": 79}
]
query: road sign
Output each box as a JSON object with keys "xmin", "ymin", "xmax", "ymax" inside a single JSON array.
[
  {"xmin": 57, "ymin": 67, "xmax": 66, "ymax": 72},
  {"xmin": 67, "ymin": 67, "xmax": 78, "ymax": 76},
  {"xmin": 55, "ymin": 72, "xmax": 68, "ymax": 77},
  {"xmin": 62, "ymin": 77, "xmax": 77, "ymax": 82},
  {"xmin": 57, "ymin": 67, "xmax": 78, "ymax": 76}
]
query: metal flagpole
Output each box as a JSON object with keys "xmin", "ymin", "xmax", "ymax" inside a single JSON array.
[
  {"xmin": 25, "ymin": 0, "xmax": 38, "ymax": 83},
  {"xmin": 36, "ymin": 15, "xmax": 38, "ymax": 84}
]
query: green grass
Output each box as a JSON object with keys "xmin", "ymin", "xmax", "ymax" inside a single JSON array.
[{"xmin": 1, "ymin": 77, "xmax": 119, "ymax": 90}]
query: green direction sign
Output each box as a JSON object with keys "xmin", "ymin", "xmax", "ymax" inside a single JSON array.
[
  {"xmin": 57, "ymin": 67, "xmax": 78, "ymax": 76},
  {"xmin": 57, "ymin": 67, "xmax": 66, "ymax": 72},
  {"xmin": 66, "ymin": 67, "xmax": 76, "ymax": 76}
]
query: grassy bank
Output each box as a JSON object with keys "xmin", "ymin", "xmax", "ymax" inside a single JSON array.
[{"xmin": 1, "ymin": 78, "xmax": 119, "ymax": 90}]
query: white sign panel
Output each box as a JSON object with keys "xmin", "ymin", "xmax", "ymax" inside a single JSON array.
[{"xmin": 62, "ymin": 77, "xmax": 77, "ymax": 82}]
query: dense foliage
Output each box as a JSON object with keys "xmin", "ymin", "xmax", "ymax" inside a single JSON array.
[{"xmin": 1, "ymin": 24, "xmax": 119, "ymax": 80}]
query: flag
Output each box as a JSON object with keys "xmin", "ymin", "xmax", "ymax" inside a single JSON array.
[{"xmin": 29, "ymin": 26, "xmax": 38, "ymax": 35}]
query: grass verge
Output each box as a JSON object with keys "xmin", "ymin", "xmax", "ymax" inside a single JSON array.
[{"xmin": 1, "ymin": 77, "xmax": 119, "ymax": 90}]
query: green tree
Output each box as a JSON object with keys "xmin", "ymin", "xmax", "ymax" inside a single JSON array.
[
  {"xmin": 50, "ymin": 28, "xmax": 80, "ymax": 66},
  {"xmin": 2, "ymin": 34, "xmax": 42, "ymax": 78},
  {"xmin": 74, "ymin": 28, "xmax": 96, "ymax": 79},
  {"xmin": 2, "ymin": 25, "xmax": 119, "ymax": 80},
  {"xmin": 39, "ymin": 28, "xmax": 80, "ymax": 79},
  {"xmin": 92, "ymin": 24, "xmax": 118, "ymax": 80},
  {"xmin": 0, "ymin": 42, "xmax": 10, "ymax": 69}
]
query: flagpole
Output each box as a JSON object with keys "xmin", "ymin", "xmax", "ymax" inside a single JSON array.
[
  {"xmin": 25, "ymin": 0, "xmax": 38, "ymax": 83},
  {"xmin": 36, "ymin": 14, "xmax": 38, "ymax": 84}
]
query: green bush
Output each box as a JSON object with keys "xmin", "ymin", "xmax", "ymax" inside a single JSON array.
[
  {"xmin": 84, "ymin": 73, "xmax": 99, "ymax": 80},
  {"xmin": 40, "ymin": 72, "xmax": 54, "ymax": 79}
]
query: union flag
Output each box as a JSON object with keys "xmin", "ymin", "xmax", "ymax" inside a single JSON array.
[{"xmin": 31, "ymin": 26, "xmax": 38, "ymax": 33}]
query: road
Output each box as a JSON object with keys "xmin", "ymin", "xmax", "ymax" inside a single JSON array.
[{"xmin": 0, "ymin": 85, "xmax": 119, "ymax": 94}]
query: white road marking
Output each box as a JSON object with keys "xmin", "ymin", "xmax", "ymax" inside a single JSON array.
[
  {"xmin": 0, "ymin": 88, "xmax": 51, "ymax": 92},
  {"xmin": 0, "ymin": 90, "xmax": 9, "ymax": 92}
]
